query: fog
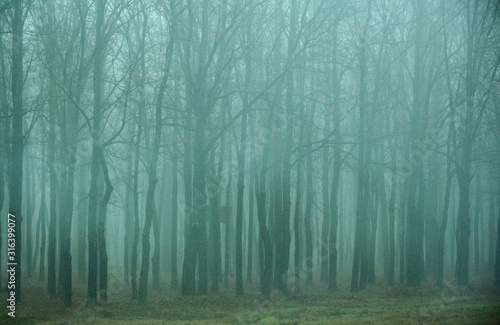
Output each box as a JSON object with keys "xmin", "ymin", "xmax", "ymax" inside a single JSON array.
[{"xmin": 0, "ymin": 0, "xmax": 499, "ymax": 323}]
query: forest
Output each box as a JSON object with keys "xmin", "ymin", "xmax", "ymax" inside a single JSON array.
[{"xmin": 0, "ymin": 0, "xmax": 500, "ymax": 324}]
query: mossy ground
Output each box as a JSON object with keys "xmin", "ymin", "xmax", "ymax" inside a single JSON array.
[{"xmin": 1, "ymin": 276, "xmax": 499, "ymax": 324}]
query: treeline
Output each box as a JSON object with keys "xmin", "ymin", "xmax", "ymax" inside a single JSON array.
[{"xmin": 0, "ymin": 0, "xmax": 499, "ymax": 307}]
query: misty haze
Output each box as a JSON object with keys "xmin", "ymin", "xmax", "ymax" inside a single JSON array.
[{"xmin": 0, "ymin": 0, "xmax": 499, "ymax": 324}]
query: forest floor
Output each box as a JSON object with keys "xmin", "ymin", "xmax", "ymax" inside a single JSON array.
[{"xmin": 1, "ymin": 271, "xmax": 499, "ymax": 324}]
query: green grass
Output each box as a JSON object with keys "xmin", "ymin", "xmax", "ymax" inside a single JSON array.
[{"xmin": 1, "ymin": 280, "xmax": 499, "ymax": 324}]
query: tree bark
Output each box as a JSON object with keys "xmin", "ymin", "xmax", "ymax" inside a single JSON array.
[
  {"xmin": 256, "ymin": 152, "xmax": 273, "ymax": 296},
  {"xmin": 131, "ymin": 123, "xmax": 141, "ymax": 300},
  {"xmin": 9, "ymin": 0, "xmax": 23, "ymax": 292},
  {"xmin": 87, "ymin": 0, "xmax": 105, "ymax": 306},
  {"xmin": 138, "ymin": 17, "xmax": 174, "ymax": 301},
  {"xmin": 171, "ymin": 123, "xmax": 179, "ymax": 289},
  {"xmin": 304, "ymin": 111, "xmax": 314, "ymax": 286},
  {"xmin": 98, "ymin": 153, "xmax": 112, "ymax": 302},
  {"xmin": 351, "ymin": 6, "xmax": 371, "ymax": 292},
  {"xmin": 235, "ymin": 110, "xmax": 248, "ymax": 296},
  {"xmin": 495, "ymin": 206, "xmax": 500, "ymax": 286}
]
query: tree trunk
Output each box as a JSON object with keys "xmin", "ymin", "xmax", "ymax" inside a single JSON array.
[
  {"xmin": 294, "ymin": 112, "xmax": 306, "ymax": 292},
  {"xmin": 138, "ymin": 24, "xmax": 173, "ymax": 301},
  {"xmin": 328, "ymin": 20, "xmax": 341, "ymax": 292},
  {"xmin": 0, "ymin": 20, "xmax": 8, "ymax": 291},
  {"xmin": 39, "ymin": 144, "xmax": 47, "ymax": 281},
  {"xmin": 406, "ymin": 0, "xmax": 426, "ymax": 287},
  {"xmin": 425, "ymin": 153, "xmax": 440, "ymax": 282},
  {"xmin": 98, "ymin": 153, "xmax": 112, "ymax": 302},
  {"xmin": 473, "ymin": 170, "xmax": 481, "ymax": 266},
  {"xmin": 25, "ymin": 150, "xmax": 34, "ymax": 278},
  {"xmin": 58, "ymin": 59, "xmax": 80, "ymax": 306},
  {"xmin": 235, "ymin": 110, "xmax": 248, "ymax": 296},
  {"xmin": 87, "ymin": 0, "xmax": 105, "ymax": 306},
  {"xmin": 304, "ymin": 113, "xmax": 314, "ymax": 286},
  {"xmin": 181, "ymin": 113, "xmax": 195, "ymax": 294},
  {"xmin": 437, "ymin": 158, "xmax": 453, "ymax": 286},
  {"xmin": 456, "ymin": 168, "xmax": 471, "ymax": 285},
  {"xmin": 9, "ymin": 0, "xmax": 24, "ymax": 302},
  {"xmin": 247, "ymin": 165, "xmax": 255, "ymax": 285},
  {"xmin": 495, "ymin": 206, "xmax": 500, "ymax": 286},
  {"xmin": 131, "ymin": 123, "xmax": 141, "ymax": 300},
  {"xmin": 77, "ymin": 168, "xmax": 88, "ymax": 283},
  {"xmin": 31, "ymin": 143, "xmax": 44, "ymax": 279},
  {"xmin": 194, "ymin": 117, "xmax": 209, "ymax": 295},
  {"xmin": 46, "ymin": 1, "xmax": 59, "ymax": 297},
  {"xmin": 223, "ymin": 168, "xmax": 233, "ymax": 288},
  {"xmin": 320, "ymin": 122, "xmax": 330, "ymax": 284},
  {"xmin": 209, "ymin": 183, "xmax": 221, "ymax": 292},
  {"xmin": 182, "ymin": 111, "xmax": 208, "ymax": 295},
  {"xmin": 152, "ymin": 210, "xmax": 161, "ymax": 290},
  {"xmin": 256, "ymin": 142, "xmax": 273, "ymax": 296},
  {"xmin": 351, "ymin": 7, "xmax": 371, "ymax": 292},
  {"xmin": 367, "ymin": 174, "xmax": 378, "ymax": 285},
  {"xmin": 124, "ymin": 150, "xmax": 133, "ymax": 283},
  {"xmin": 171, "ymin": 124, "xmax": 179, "ymax": 289}
]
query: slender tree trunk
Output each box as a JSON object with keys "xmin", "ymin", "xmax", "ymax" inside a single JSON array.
[
  {"xmin": 328, "ymin": 20, "xmax": 341, "ymax": 292},
  {"xmin": 209, "ymin": 175, "xmax": 220, "ymax": 292},
  {"xmin": 437, "ymin": 158, "xmax": 453, "ymax": 286},
  {"xmin": 367, "ymin": 169, "xmax": 378, "ymax": 285},
  {"xmin": 320, "ymin": 121, "xmax": 330, "ymax": 284},
  {"xmin": 224, "ymin": 171, "xmax": 233, "ymax": 288},
  {"xmin": 138, "ymin": 172, "xmax": 158, "ymax": 303},
  {"xmin": 57, "ymin": 65, "xmax": 79, "ymax": 306},
  {"xmin": 294, "ymin": 111, "xmax": 306, "ymax": 292},
  {"xmin": 406, "ymin": 0, "xmax": 426, "ymax": 287},
  {"xmin": 495, "ymin": 205, "xmax": 500, "ymax": 286},
  {"xmin": 235, "ymin": 110, "xmax": 248, "ymax": 296},
  {"xmin": 77, "ymin": 168, "xmax": 88, "ymax": 283},
  {"xmin": 39, "ymin": 143, "xmax": 47, "ymax": 281},
  {"xmin": 98, "ymin": 153, "xmax": 112, "ymax": 302},
  {"xmin": 152, "ymin": 203, "xmax": 161, "ymax": 290},
  {"xmin": 45, "ymin": 0, "xmax": 59, "ymax": 297},
  {"xmin": 194, "ymin": 116, "xmax": 209, "ymax": 294},
  {"xmin": 138, "ymin": 24, "xmax": 173, "ymax": 301},
  {"xmin": 131, "ymin": 123, "xmax": 141, "ymax": 300},
  {"xmin": 378, "ymin": 167, "xmax": 390, "ymax": 282},
  {"xmin": 32, "ymin": 179, "xmax": 40, "ymax": 277},
  {"xmin": 0, "ymin": 21, "xmax": 8, "ymax": 291},
  {"xmin": 387, "ymin": 144, "xmax": 396, "ymax": 285},
  {"xmin": 304, "ymin": 111, "xmax": 314, "ymax": 286},
  {"xmin": 171, "ymin": 124, "xmax": 179, "ymax": 289},
  {"xmin": 60, "ymin": 134, "xmax": 77, "ymax": 306},
  {"xmin": 87, "ymin": 0, "xmax": 106, "ymax": 306},
  {"xmin": 25, "ymin": 150, "xmax": 34, "ymax": 278},
  {"xmin": 235, "ymin": 11, "xmax": 254, "ymax": 294},
  {"xmin": 425, "ymin": 152, "xmax": 440, "ymax": 282},
  {"xmin": 328, "ymin": 145, "xmax": 341, "ymax": 292},
  {"xmin": 399, "ymin": 183, "xmax": 407, "ymax": 284},
  {"xmin": 456, "ymin": 166, "xmax": 472, "ymax": 285},
  {"xmin": 9, "ymin": 0, "xmax": 24, "ymax": 302},
  {"xmin": 124, "ymin": 150, "xmax": 133, "ymax": 283},
  {"xmin": 256, "ymin": 148, "xmax": 273, "ymax": 296},
  {"xmin": 247, "ymin": 164, "xmax": 255, "ymax": 285},
  {"xmin": 473, "ymin": 170, "xmax": 481, "ymax": 267},
  {"xmin": 276, "ymin": 0, "xmax": 298, "ymax": 295},
  {"xmin": 437, "ymin": 0, "xmax": 455, "ymax": 287},
  {"xmin": 489, "ymin": 180, "xmax": 496, "ymax": 266},
  {"xmin": 211, "ymin": 117, "xmax": 226, "ymax": 292},
  {"xmin": 351, "ymin": 6, "xmax": 371, "ymax": 292},
  {"xmin": 181, "ymin": 111, "xmax": 194, "ymax": 294}
]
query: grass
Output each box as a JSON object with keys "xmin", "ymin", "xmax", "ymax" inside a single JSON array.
[{"xmin": 1, "ymin": 277, "xmax": 499, "ymax": 324}]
